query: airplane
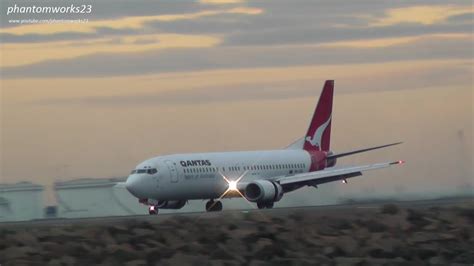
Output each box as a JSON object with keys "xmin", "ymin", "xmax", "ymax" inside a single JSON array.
[{"xmin": 124, "ymin": 80, "xmax": 403, "ymax": 215}]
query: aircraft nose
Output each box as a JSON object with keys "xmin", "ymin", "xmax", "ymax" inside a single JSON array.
[{"xmin": 126, "ymin": 175, "xmax": 146, "ymax": 198}]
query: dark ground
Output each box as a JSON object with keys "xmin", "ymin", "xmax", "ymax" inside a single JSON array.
[{"xmin": 0, "ymin": 198, "xmax": 473, "ymax": 266}]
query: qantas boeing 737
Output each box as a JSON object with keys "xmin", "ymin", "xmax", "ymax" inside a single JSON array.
[{"xmin": 124, "ymin": 80, "xmax": 403, "ymax": 215}]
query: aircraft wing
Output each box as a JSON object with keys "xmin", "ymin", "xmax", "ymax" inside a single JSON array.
[{"xmin": 275, "ymin": 161, "xmax": 403, "ymax": 188}]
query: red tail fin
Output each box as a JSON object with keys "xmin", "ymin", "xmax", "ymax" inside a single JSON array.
[{"xmin": 303, "ymin": 80, "xmax": 334, "ymax": 152}]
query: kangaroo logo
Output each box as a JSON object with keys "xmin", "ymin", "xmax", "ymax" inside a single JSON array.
[{"xmin": 305, "ymin": 115, "xmax": 331, "ymax": 150}]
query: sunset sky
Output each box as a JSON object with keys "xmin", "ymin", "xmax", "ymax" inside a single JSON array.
[{"xmin": 1, "ymin": 0, "xmax": 472, "ymax": 202}]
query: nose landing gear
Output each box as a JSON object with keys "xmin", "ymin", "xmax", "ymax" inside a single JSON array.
[
  {"xmin": 148, "ymin": 205, "xmax": 158, "ymax": 215},
  {"xmin": 205, "ymin": 199, "xmax": 223, "ymax": 212}
]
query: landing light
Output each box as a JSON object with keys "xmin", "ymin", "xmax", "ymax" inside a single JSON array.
[{"xmin": 228, "ymin": 180, "xmax": 238, "ymax": 191}]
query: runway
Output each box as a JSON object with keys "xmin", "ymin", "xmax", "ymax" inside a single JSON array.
[{"xmin": 2, "ymin": 196, "xmax": 472, "ymax": 227}]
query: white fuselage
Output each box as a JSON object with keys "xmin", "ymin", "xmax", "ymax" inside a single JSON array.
[{"xmin": 125, "ymin": 149, "xmax": 313, "ymax": 201}]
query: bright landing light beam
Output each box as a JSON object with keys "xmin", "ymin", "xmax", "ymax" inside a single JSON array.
[
  {"xmin": 217, "ymin": 171, "xmax": 249, "ymax": 200},
  {"xmin": 228, "ymin": 180, "xmax": 238, "ymax": 191}
]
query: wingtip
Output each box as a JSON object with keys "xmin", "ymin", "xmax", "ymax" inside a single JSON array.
[{"xmin": 390, "ymin": 160, "xmax": 405, "ymax": 165}]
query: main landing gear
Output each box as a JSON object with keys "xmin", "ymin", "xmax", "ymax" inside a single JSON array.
[
  {"xmin": 257, "ymin": 202, "xmax": 274, "ymax": 209},
  {"xmin": 148, "ymin": 205, "xmax": 158, "ymax": 215},
  {"xmin": 205, "ymin": 199, "xmax": 223, "ymax": 212}
]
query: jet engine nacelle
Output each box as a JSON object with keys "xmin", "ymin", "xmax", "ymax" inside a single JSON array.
[
  {"xmin": 156, "ymin": 200, "xmax": 186, "ymax": 209},
  {"xmin": 244, "ymin": 180, "xmax": 283, "ymax": 203}
]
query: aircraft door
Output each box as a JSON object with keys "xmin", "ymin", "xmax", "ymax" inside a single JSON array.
[{"xmin": 165, "ymin": 160, "xmax": 178, "ymax": 183}]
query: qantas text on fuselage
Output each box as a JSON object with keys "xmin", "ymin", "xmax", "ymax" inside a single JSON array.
[{"xmin": 123, "ymin": 80, "xmax": 403, "ymax": 214}]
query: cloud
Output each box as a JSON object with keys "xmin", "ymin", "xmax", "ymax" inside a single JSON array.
[
  {"xmin": 0, "ymin": 0, "xmax": 472, "ymax": 77},
  {"xmin": 1, "ymin": 7, "xmax": 262, "ymax": 35},
  {"xmin": 2, "ymin": 34, "xmax": 471, "ymax": 78},
  {"xmin": 200, "ymin": 0, "xmax": 245, "ymax": 4},
  {"xmin": 1, "ymin": 34, "xmax": 221, "ymax": 67},
  {"xmin": 319, "ymin": 33, "xmax": 470, "ymax": 48},
  {"xmin": 447, "ymin": 12, "xmax": 474, "ymax": 23},
  {"xmin": 1, "ymin": 0, "xmax": 205, "ymax": 28},
  {"xmin": 368, "ymin": 5, "xmax": 472, "ymax": 26},
  {"xmin": 222, "ymin": 21, "xmax": 471, "ymax": 46},
  {"xmin": 31, "ymin": 59, "xmax": 470, "ymax": 107}
]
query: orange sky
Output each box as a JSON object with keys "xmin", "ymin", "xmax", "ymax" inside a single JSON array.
[{"xmin": 0, "ymin": 1, "xmax": 472, "ymax": 200}]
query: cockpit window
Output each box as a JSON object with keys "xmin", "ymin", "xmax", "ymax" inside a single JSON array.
[
  {"xmin": 132, "ymin": 168, "xmax": 157, "ymax": 174},
  {"xmin": 147, "ymin": 168, "xmax": 157, "ymax": 174}
]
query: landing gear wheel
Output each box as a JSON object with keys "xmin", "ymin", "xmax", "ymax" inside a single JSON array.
[
  {"xmin": 206, "ymin": 200, "xmax": 223, "ymax": 212},
  {"xmin": 148, "ymin": 206, "xmax": 158, "ymax": 215},
  {"xmin": 257, "ymin": 202, "xmax": 274, "ymax": 209},
  {"xmin": 265, "ymin": 202, "xmax": 274, "ymax": 209}
]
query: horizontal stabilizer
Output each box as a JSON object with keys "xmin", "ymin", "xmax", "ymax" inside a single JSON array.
[{"xmin": 327, "ymin": 142, "xmax": 402, "ymax": 160}]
